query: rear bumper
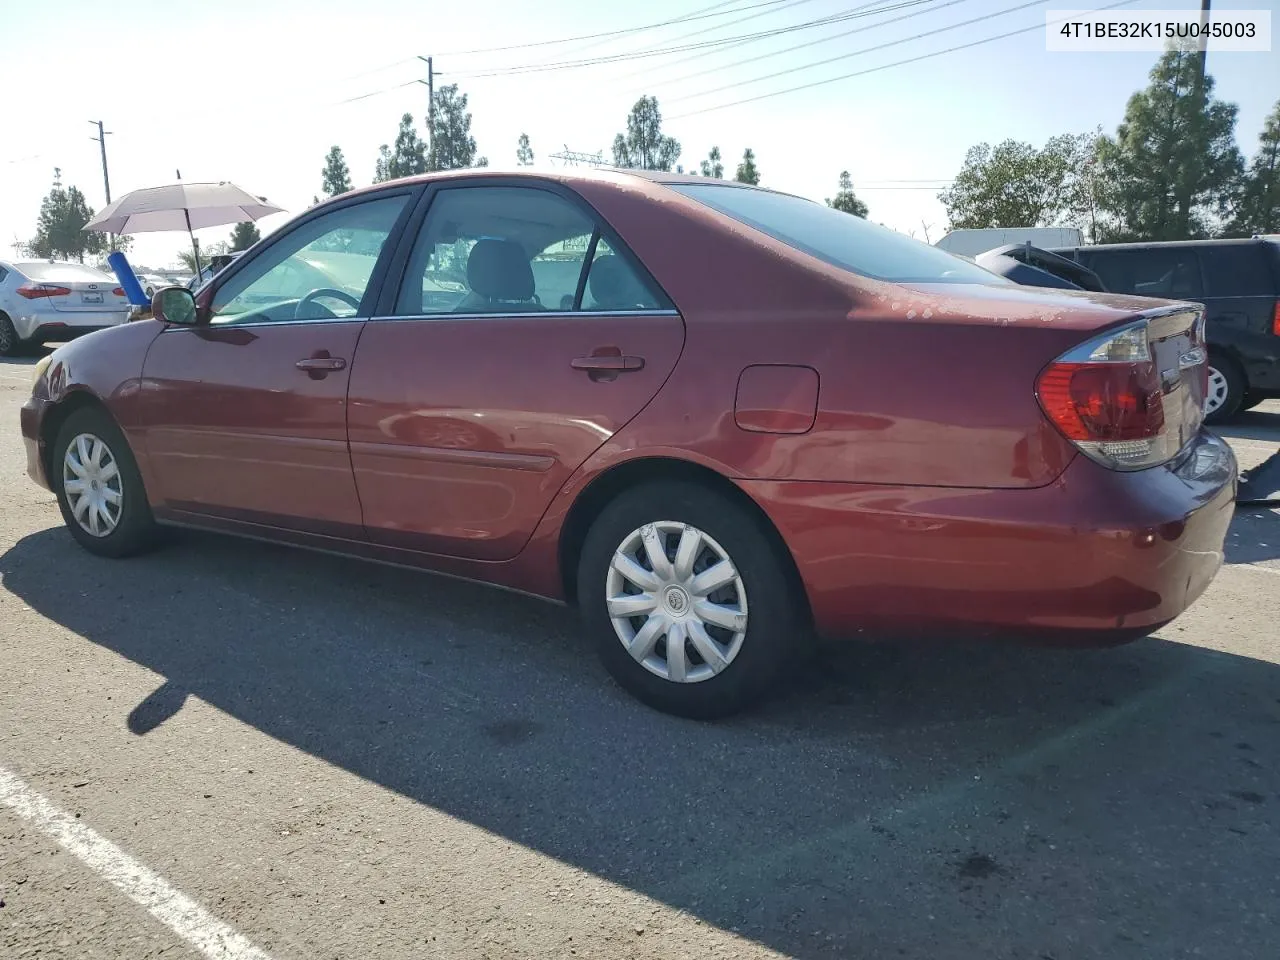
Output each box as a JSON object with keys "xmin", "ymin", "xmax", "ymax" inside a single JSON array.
[
  {"xmin": 21, "ymin": 396, "xmax": 52, "ymax": 490},
  {"xmin": 741, "ymin": 431, "xmax": 1237, "ymax": 643},
  {"xmin": 10, "ymin": 310, "xmax": 128, "ymax": 342}
]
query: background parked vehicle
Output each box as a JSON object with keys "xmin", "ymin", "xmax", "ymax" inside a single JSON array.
[
  {"xmin": 1052, "ymin": 237, "xmax": 1280, "ymax": 422},
  {"xmin": 935, "ymin": 227, "xmax": 1084, "ymax": 258},
  {"xmin": 0, "ymin": 260, "xmax": 130, "ymax": 356},
  {"xmin": 20, "ymin": 170, "xmax": 1235, "ymax": 718}
]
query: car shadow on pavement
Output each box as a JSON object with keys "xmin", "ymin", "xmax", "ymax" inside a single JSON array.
[
  {"xmin": 1226, "ymin": 507, "xmax": 1280, "ymax": 565},
  {"xmin": 1214, "ymin": 409, "xmax": 1280, "ymax": 444},
  {"xmin": 3, "ymin": 527, "xmax": 1279, "ymax": 960}
]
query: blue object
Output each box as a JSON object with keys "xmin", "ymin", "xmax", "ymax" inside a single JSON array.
[{"xmin": 108, "ymin": 251, "xmax": 150, "ymax": 306}]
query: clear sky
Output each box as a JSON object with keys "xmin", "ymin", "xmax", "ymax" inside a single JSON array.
[{"xmin": 1, "ymin": 0, "xmax": 1276, "ymax": 269}]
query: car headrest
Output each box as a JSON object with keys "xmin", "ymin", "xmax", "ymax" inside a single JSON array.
[
  {"xmin": 587, "ymin": 254, "xmax": 644, "ymax": 309},
  {"xmin": 466, "ymin": 239, "xmax": 534, "ymax": 302}
]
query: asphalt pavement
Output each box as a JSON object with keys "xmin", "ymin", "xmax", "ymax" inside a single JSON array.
[{"xmin": 1, "ymin": 352, "xmax": 1278, "ymax": 960}]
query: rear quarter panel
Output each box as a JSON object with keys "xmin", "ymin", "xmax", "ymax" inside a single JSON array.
[{"xmin": 572, "ymin": 177, "xmax": 1131, "ymax": 489}]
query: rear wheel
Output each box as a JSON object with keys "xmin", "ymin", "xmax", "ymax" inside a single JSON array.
[
  {"xmin": 0, "ymin": 315, "xmax": 24, "ymax": 357},
  {"xmin": 577, "ymin": 481, "xmax": 804, "ymax": 719},
  {"xmin": 52, "ymin": 407, "xmax": 160, "ymax": 558},
  {"xmin": 1204, "ymin": 354, "xmax": 1245, "ymax": 424}
]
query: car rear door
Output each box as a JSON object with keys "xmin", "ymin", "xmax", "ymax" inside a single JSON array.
[
  {"xmin": 141, "ymin": 191, "xmax": 416, "ymax": 534},
  {"xmin": 346, "ymin": 181, "xmax": 685, "ymax": 561}
]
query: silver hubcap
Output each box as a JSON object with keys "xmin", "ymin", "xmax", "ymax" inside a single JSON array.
[
  {"xmin": 605, "ymin": 521, "xmax": 748, "ymax": 684},
  {"xmin": 1205, "ymin": 366, "xmax": 1228, "ymax": 415},
  {"xmin": 62, "ymin": 433, "xmax": 123, "ymax": 538}
]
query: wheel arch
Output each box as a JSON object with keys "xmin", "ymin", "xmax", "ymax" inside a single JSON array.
[
  {"xmin": 556, "ymin": 455, "xmax": 811, "ymax": 623},
  {"xmin": 40, "ymin": 390, "xmax": 116, "ymax": 486}
]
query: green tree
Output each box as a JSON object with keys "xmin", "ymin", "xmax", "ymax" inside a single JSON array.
[
  {"xmin": 734, "ymin": 147, "xmax": 760, "ymax": 185},
  {"xmin": 612, "ymin": 96, "xmax": 680, "ymax": 171},
  {"xmin": 699, "ymin": 146, "xmax": 724, "ymax": 178},
  {"xmin": 1228, "ymin": 99, "xmax": 1280, "ymax": 235},
  {"xmin": 177, "ymin": 241, "xmax": 228, "ymax": 274},
  {"xmin": 516, "ymin": 133, "xmax": 534, "ymax": 166},
  {"xmin": 321, "ymin": 145, "xmax": 352, "ymax": 197},
  {"xmin": 228, "ymin": 221, "xmax": 261, "ymax": 252},
  {"xmin": 390, "ymin": 113, "xmax": 428, "ymax": 178},
  {"xmin": 1096, "ymin": 42, "xmax": 1243, "ymax": 240},
  {"xmin": 826, "ymin": 171, "xmax": 869, "ymax": 218},
  {"xmin": 938, "ymin": 136, "xmax": 1092, "ymax": 230},
  {"xmin": 373, "ymin": 144, "xmax": 393, "ymax": 183},
  {"xmin": 428, "ymin": 85, "xmax": 484, "ymax": 171},
  {"xmin": 27, "ymin": 168, "xmax": 106, "ymax": 263}
]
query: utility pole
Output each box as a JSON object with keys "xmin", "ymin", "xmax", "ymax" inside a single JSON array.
[
  {"xmin": 1197, "ymin": 0, "xmax": 1211, "ymax": 83},
  {"xmin": 89, "ymin": 120, "xmax": 113, "ymax": 248},
  {"xmin": 89, "ymin": 120, "xmax": 111, "ymax": 205},
  {"xmin": 417, "ymin": 56, "xmax": 437, "ymax": 165}
]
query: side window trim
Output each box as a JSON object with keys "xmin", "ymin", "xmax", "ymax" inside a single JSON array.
[
  {"xmin": 372, "ymin": 177, "xmax": 676, "ymax": 319},
  {"xmin": 572, "ymin": 230, "xmax": 601, "ymax": 312},
  {"xmin": 203, "ymin": 187, "xmax": 422, "ymax": 324}
]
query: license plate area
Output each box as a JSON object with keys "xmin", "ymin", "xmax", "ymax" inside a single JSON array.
[{"xmin": 82, "ymin": 292, "xmax": 103, "ymax": 304}]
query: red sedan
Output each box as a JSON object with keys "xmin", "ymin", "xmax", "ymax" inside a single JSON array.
[{"xmin": 20, "ymin": 170, "xmax": 1237, "ymax": 718}]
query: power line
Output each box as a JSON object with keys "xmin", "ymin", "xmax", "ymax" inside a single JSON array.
[
  {"xmin": 438, "ymin": 0, "xmax": 787, "ymax": 56},
  {"xmin": 668, "ymin": 0, "xmax": 1138, "ymax": 118},
  {"xmin": 651, "ymin": 0, "xmax": 971, "ymax": 92},
  {"xmin": 450, "ymin": 0, "xmax": 927, "ymax": 80},
  {"xmin": 335, "ymin": 78, "xmax": 421, "ymax": 106},
  {"xmin": 609, "ymin": 0, "xmax": 926, "ymax": 85},
  {"xmin": 668, "ymin": 0, "xmax": 1051, "ymax": 105}
]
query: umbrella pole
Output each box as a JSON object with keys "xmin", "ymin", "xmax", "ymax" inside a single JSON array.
[{"xmin": 185, "ymin": 210, "xmax": 202, "ymax": 277}]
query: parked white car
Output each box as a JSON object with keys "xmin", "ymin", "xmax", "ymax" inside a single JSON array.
[{"xmin": 0, "ymin": 260, "xmax": 131, "ymax": 356}]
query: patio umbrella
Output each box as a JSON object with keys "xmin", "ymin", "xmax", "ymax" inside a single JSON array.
[{"xmin": 83, "ymin": 181, "xmax": 285, "ymax": 274}]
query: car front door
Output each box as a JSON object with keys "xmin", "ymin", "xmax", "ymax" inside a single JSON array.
[
  {"xmin": 346, "ymin": 182, "xmax": 685, "ymax": 561},
  {"xmin": 141, "ymin": 192, "xmax": 414, "ymax": 534}
]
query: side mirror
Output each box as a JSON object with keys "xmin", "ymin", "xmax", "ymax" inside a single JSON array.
[{"xmin": 152, "ymin": 286, "xmax": 199, "ymax": 326}]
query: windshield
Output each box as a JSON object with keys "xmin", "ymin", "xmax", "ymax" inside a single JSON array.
[{"xmin": 670, "ymin": 184, "xmax": 1005, "ymax": 286}]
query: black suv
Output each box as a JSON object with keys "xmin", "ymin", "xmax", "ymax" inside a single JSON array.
[{"xmin": 1052, "ymin": 237, "xmax": 1280, "ymax": 422}]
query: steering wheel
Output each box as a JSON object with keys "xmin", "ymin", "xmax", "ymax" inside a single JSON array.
[{"xmin": 295, "ymin": 287, "xmax": 361, "ymax": 320}]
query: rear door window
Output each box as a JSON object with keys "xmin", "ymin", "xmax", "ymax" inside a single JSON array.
[
  {"xmin": 1080, "ymin": 248, "xmax": 1203, "ymax": 299},
  {"xmin": 391, "ymin": 185, "xmax": 670, "ymax": 316},
  {"xmin": 1198, "ymin": 244, "xmax": 1276, "ymax": 297}
]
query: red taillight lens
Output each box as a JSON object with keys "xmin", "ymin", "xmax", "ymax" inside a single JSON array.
[
  {"xmin": 1273, "ymin": 302, "xmax": 1280, "ymax": 337},
  {"xmin": 1037, "ymin": 362, "xmax": 1165, "ymax": 442},
  {"xmin": 16, "ymin": 284, "xmax": 72, "ymax": 300},
  {"xmin": 112, "ymin": 286, "xmax": 125, "ymax": 297}
]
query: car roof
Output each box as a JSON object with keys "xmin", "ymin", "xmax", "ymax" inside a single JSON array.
[{"xmin": 1068, "ymin": 237, "xmax": 1275, "ymax": 252}]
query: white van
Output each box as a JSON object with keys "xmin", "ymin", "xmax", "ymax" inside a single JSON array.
[{"xmin": 935, "ymin": 227, "xmax": 1084, "ymax": 258}]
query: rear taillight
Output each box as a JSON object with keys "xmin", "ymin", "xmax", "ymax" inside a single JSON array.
[
  {"xmin": 1037, "ymin": 320, "xmax": 1181, "ymax": 471},
  {"xmin": 1273, "ymin": 302, "xmax": 1280, "ymax": 337},
  {"xmin": 111, "ymin": 286, "xmax": 125, "ymax": 297},
  {"xmin": 16, "ymin": 284, "xmax": 72, "ymax": 300}
]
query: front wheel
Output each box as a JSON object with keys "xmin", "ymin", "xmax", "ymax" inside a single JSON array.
[
  {"xmin": 577, "ymin": 481, "xmax": 805, "ymax": 719},
  {"xmin": 52, "ymin": 407, "xmax": 160, "ymax": 558}
]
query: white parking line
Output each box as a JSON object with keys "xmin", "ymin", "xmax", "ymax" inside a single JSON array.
[{"xmin": 0, "ymin": 764, "xmax": 274, "ymax": 960}]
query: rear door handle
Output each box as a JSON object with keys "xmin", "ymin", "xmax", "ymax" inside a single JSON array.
[{"xmin": 570, "ymin": 355, "xmax": 644, "ymax": 372}]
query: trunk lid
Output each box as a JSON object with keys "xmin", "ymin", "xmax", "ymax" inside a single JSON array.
[{"xmin": 19, "ymin": 262, "xmax": 128, "ymax": 313}]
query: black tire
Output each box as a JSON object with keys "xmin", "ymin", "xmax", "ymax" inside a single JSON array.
[
  {"xmin": 51, "ymin": 406, "xmax": 160, "ymax": 558},
  {"xmin": 0, "ymin": 314, "xmax": 23, "ymax": 357},
  {"xmin": 577, "ymin": 481, "xmax": 805, "ymax": 720},
  {"xmin": 1205, "ymin": 353, "xmax": 1245, "ymax": 424},
  {"xmin": 1240, "ymin": 393, "xmax": 1267, "ymax": 412}
]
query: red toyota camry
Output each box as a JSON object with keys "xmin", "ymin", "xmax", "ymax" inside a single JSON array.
[{"xmin": 20, "ymin": 169, "xmax": 1236, "ymax": 718}]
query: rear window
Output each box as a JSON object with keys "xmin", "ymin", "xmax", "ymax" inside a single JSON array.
[
  {"xmin": 1198, "ymin": 244, "xmax": 1277, "ymax": 297},
  {"xmin": 15, "ymin": 261, "xmax": 113, "ymax": 283},
  {"xmin": 670, "ymin": 184, "xmax": 1004, "ymax": 285},
  {"xmin": 1077, "ymin": 248, "xmax": 1202, "ymax": 299}
]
